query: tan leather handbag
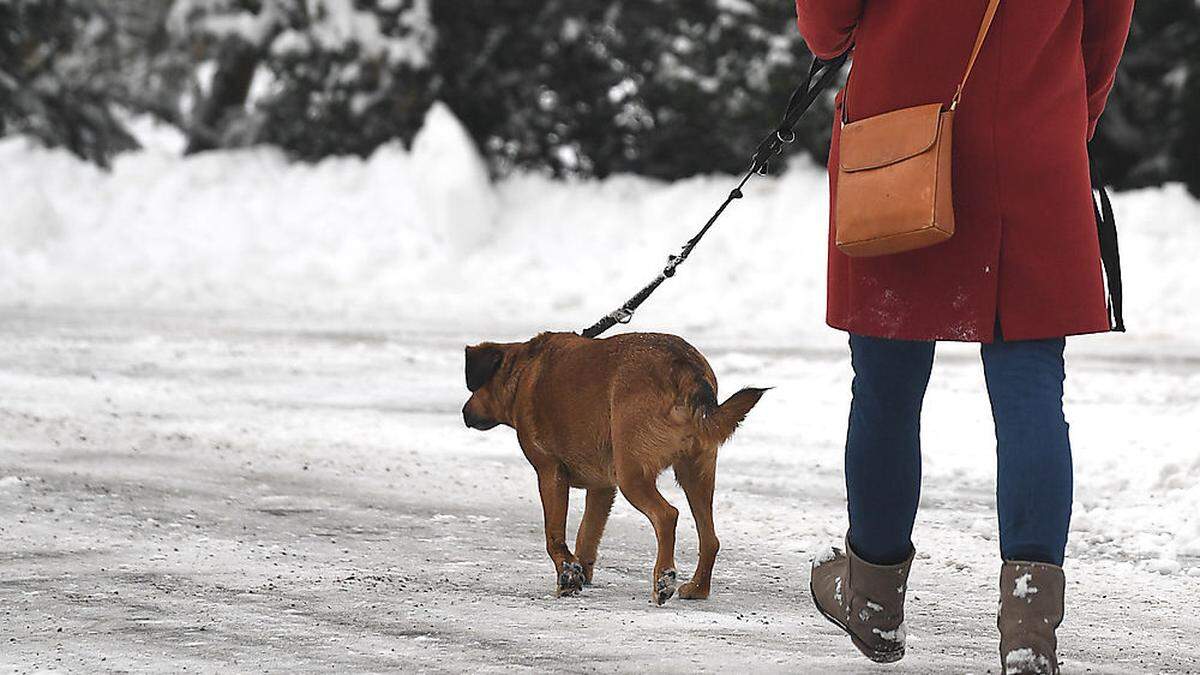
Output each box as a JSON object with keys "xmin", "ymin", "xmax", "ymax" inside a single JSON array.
[{"xmin": 835, "ymin": 0, "xmax": 1001, "ymax": 257}]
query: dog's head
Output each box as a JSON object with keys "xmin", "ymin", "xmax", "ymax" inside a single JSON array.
[
  {"xmin": 462, "ymin": 333, "xmax": 565, "ymax": 430},
  {"xmin": 461, "ymin": 342, "xmax": 514, "ymax": 431}
]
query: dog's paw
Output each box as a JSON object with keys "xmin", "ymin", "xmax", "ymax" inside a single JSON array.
[
  {"xmin": 677, "ymin": 578, "xmax": 709, "ymax": 600},
  {"xmin": 653, "ymin": 568, "xmax": 678, "ymax": 606},
  {"xmin": 556, "ymin": 562, "xmax": 585, "ymax": 597}
]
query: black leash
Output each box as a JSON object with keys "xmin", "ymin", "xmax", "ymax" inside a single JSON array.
[
  {"xmin": 579, "ymin": 51, "xmax": 850, "ymax": 339},
  {"xmin": 1090, "ymin": 158, "xmax": 1125, "ymax": 332}
]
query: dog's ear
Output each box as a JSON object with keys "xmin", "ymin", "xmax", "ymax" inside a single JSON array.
[{"xmin": 465, "ymin": 345, "xmax": 504, "ymax": 392}]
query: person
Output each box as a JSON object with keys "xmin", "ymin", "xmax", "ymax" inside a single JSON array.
[{"xmin": 794, "ymin": 1, "xmax": 1134, "ymax": 673}]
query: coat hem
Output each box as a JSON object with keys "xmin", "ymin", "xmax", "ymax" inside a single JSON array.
[{"xmin": 825, "ymin": 315, "xmax": 1114, "ymax": 344}]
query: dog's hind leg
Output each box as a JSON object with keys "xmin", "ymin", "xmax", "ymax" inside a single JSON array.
[
  {"xmin": 574, "ymin": 487, "xmax": 617, "ymax": 585},
  {"xmin": 616, "ymin": 461, "xmax": 680, "ymax": 605},
  {"xmin": 535, "ymin": 464, "xmax": 585, "ymax": 597},
  {"xmin": 674, "ymin": 453, "xmax": 719, "ymax": 600}
]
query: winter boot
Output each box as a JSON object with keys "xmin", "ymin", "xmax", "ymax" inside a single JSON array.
[
  {"xmin": 810, "ymin": 539, "xmax": 913, "ymax": 663},
  {"xmin": 998, "ymin": 561, "xmax": 1066, "ymax": 675}
]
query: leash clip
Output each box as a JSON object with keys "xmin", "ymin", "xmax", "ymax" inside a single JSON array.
[
  {"xmin": 753, "ymin": 133, "xmax": 789, "ymax": 176},
  {"xmin": 664, "ymin": 253, "xmax": 682, "ymax": 277}
]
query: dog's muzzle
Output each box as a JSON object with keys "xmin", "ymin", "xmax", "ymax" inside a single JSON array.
[{"xmin": 462, "ymin": 403, "xmax": 500, "ymax": 430}]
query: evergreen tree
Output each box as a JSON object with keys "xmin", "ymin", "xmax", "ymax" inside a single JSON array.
[
  {"xmin": 167, "ymin": 0, "xmax": 436, "ymax": 158},
  {"xmin": 0, "ymin": 0, "xmax": 138, "ymax": 168},
  {"xmin": 1177, "ymin": 61, "xmax": 1200, "ymax": 198},
  {"xmin": 1090, "ymin": 0, "xmax": 1200, "ymax": 194},
  {"xmin": 432, "ymin": 0, "xmax": 832, "ymax": 180},
  {"xmin": 2, "ymin": 0, "xmax": 1198, "ymax": 192}
]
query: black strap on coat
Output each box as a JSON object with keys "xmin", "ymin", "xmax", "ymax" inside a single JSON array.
[
  {"xmin": 1090, "ymin": 157, "xmax": 1125, "ymax": 332},
  {"xmin": 579, "ymin": 51, "xmax": 850, "ymax": 339}
]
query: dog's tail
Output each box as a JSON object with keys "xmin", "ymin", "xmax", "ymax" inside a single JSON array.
[{"xmin": 696, "ymin": 386, "xmax": 768, "ymax": 448}]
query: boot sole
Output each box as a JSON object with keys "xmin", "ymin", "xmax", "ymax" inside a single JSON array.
[{"xmin": 810, "ymin": 582, "xmax": 905, "ymax": 664}]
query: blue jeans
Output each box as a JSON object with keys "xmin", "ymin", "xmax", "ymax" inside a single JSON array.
[{"xmin": 844, "ymin": 331, "xmax": 1073, "ymax": 566}]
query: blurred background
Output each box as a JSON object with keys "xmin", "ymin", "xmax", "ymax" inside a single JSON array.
[{"xmin": 2, "ymin": 0, "xmax": 1198, "ymax": 188}]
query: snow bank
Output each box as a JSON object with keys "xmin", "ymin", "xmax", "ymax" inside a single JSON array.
[
  {"xmin": 2, "ymin": 102, "xmax": 1198, "ymax": 345},
  {"xmin": 0, "ymin": 103, "xmax": 493, "ymax": 315},
  {"xmin": 1154, "ymin": 457, "xmax": 1200, "ymax": 561}
]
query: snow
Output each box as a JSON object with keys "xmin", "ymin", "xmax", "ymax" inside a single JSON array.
[
  {"xmin": 970, "ymin": 516, "xmax": 996, "ymax": 540},
  {"xmin": 873, "ymin": 622, "xmax": 907, "ymax": 644},
  {"xmin": 270, "ymin": 29, "xmax": 311, "ymax": 57},
  {"xmin": 0, "ymin": 310, "xmax": 1197, "ymax": 672},
  {"xmin": 1, "ymin": 104, "xmax": 1199, "ymax": 671},
  {"xmin": 715, "ymin": 0, "xmax": 759, "ymax": 16},
  {"xmin": 305, "ymin": 0, "xmax": 434, "ymax": 67},
  {"xmin": 813, "ymin": 546, "xmax": 840, "ymax": 565},
  {"xmin": 1147, "ymin": 557, "xmax": 1183, "ymax": 575},
  {"xmin": 0, "ymin": 103, "xmax": 492, "ymax": 313},
  {"xmin": 168, "ymin": 0, "xmax": 435, "ymax": 66},
  {"xmin": 167, "ymin": 1, "xmax": 283, "ymax": 47},
  {"xmin": 1005, "ymin": 647, "xmax": 1052, "ymax": 672},
  {"xmin": 1012, "ymin": 572, "xmax": 1038, "ymax": 599}
]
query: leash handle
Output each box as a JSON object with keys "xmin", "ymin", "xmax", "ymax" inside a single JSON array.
[
  {"xmin": 580, "ymin": 51, "xmax": 850, "ymax": 339},
  {"xmin": 751, "ymin": 50, "xmax": 850, "ymax": 175}
]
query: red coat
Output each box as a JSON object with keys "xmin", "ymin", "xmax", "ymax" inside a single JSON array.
[{"xmin": 796, "ymin": 0, "xmax": 1133, "ymax": 342}]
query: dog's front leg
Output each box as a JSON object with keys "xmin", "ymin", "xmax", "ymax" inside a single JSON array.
[{"xmin": 535, "ymin": 463, "xmax": 584, "ymax": 597}]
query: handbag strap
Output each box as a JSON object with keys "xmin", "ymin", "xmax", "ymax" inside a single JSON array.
[
  {"xmin": 950, "ymin": 0, "xmax": 1002, "ymax": 110},
  {"xmin": 1090, "ymin": 157, "xmax": 1126, "ymax": 332}
]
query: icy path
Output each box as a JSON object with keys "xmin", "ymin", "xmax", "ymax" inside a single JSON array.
[{"xmin": 0, "ymin": 310, "xmax": 1197, "ymax": 673}]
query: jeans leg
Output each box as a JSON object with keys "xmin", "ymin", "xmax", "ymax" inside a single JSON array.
[
  {"xmin": 981, "ymin": 335, "xmax": 1073, "ymax": 566},
  {"xmin": 845, "ymin": 333, "xmax": 935, "ymax": 565}
]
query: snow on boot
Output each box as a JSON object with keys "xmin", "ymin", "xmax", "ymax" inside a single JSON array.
[
  {"xmin": 998, "ymin": 561, "xmax": 1065, "ymax": 675},
  {"xmin": 810, "ymin": 540, "xmax": 912, "ymax": 663}
]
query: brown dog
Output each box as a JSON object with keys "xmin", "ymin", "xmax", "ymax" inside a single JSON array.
[{"xmin": 462, "ymin": 331, "xmax": 764, "ymax": 604}]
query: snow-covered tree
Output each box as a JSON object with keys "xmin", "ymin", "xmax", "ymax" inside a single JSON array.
[
  {"xmin": 3, "ymin": 0, "xmax": 1198, "ymax": 192},
  {"xmin": 258, "ymin": 0, "xmax": 436, "ymax": 159},
  {"xmin": 167, "ymin": 0, "xmax": 435, "ymax": 157},
  {"xmin": 432, "ymin": 0, "xmax": 830, "ymax": 180},
  {"xmin": 1086, "ymin": 0, "xmax": 1200, "ymax": 195},
  {"xmin": 1177, "ymin": 54, "xmax": 1200, "ymax": 199},
  {"xmin": 0, "ymin": 0, "xmax": 138, "ymax": 167}
]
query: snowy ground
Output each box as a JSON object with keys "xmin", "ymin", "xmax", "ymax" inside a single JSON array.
[{"xmin": 1, "ymin": 309, "xmax": 1198, "ymax": 673}]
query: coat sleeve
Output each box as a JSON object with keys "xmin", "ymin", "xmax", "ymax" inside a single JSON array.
[
  {"xmin": 795, "ymin": 0, "xmax": 864, "ymax": 61},
  {"xmin": 1081, "ymin": 0, "xmax": 1134, "ymax": 141}
]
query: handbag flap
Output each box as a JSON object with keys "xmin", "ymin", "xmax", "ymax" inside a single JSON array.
[{"xmin": 839, "ymin": 103, "xmax": 946, "ymax": 172}]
